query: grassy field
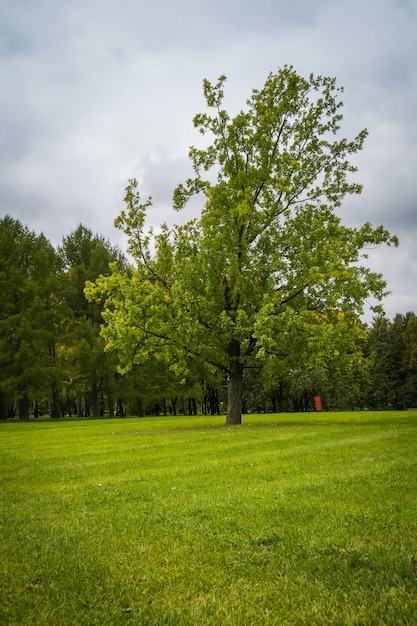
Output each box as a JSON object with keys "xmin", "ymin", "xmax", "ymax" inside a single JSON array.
[{"xmin": 1, "ymin": 411, "xmax": 416, "ymax": 625}]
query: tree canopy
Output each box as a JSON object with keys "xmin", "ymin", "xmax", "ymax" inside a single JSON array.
[{"xmin": 88, "ymin": 66, "xmax": 397, "ymax": 424}]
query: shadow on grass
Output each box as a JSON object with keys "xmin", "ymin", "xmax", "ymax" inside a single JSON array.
[{"xmin": 112, "ymin": 416, "xmax": 403, "ymax": 437}]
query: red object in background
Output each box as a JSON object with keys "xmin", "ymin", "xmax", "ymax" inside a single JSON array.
[{"xmin": 314, "ymin": 396, "xmax": 322, "ymax": 412}]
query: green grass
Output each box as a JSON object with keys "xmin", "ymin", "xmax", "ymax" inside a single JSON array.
[{"xmin": 1, "ymin": 411, "xmax": 416, "ymax": 625}]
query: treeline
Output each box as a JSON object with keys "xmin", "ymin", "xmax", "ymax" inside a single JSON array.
[
  {"xmin": 243, "ymin": 310, "xmax": 417, "ymax": 413},
  {"xmin": 1, "ymin": 216, "xmax": 416, "ymax": 419}
]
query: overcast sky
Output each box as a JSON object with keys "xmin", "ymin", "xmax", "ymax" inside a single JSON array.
[{"xmin": 1, "ymin": 0, "xmax": 416, "ymax": 321}]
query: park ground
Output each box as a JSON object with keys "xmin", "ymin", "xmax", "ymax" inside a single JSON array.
[{"xmin": 1, "ymin": 410, "xmax": 416, "ymax": 625}]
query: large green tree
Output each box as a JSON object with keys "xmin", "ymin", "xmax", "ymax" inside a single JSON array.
[{"xmin": 87, "ymin": 66, "xmax": 397, "ymax": 424}]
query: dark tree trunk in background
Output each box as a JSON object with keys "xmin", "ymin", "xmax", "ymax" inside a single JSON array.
[
  {"xmin": 19, "ymin": 393, "xmax": 29, "ymax": 420},
  {"xmin": 107, "ymin": 394, "xmax": 114, "ymax": 417},
  {"xmin": 51, "ymin": 382, "xmax": 61, "ymax": 418},
  {"xmin": 208, "ymin": 386, "xmax": 220, "ymax": 415},
  {"xmin": 226, "ymin": 340, "xmax": 243, "ymax": 425},
  {"xmin": 0, "ymin": 395, "xmax": 6, "ymax": 420},
  {"xmin": 278, "ymin": 382, "xmax": 284, "ymax": 413},
  {"xmin": 92, "ymin": 381, "xmax": 100, "ymax": 417},
  {"xmin": 136, "ymin": 397, "xmax": 144, "ymax": 417}
]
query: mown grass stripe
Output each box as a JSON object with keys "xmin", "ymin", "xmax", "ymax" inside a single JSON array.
[{"xmin": 1, "ymin": 411, "xmax": 416, "ymax": 625}]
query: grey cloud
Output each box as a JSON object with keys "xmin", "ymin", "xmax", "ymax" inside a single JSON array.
[{"xmin": 0, "ymin": 0, "xmax": 416, "ymax": 318}]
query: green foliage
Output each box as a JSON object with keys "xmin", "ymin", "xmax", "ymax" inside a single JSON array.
[
  {"xmin": 59, "ymin": 225, "xmax": 126, "ymax": 416},
  {"xmin": 0, "ymin": 216, "xmax": 67, "ymax": 417},
  {"xmin": 403, "ymin": 315, "xmax": 417, "ymax": 406},
  {"xmin": 0, "ymin": 218, "xmax": 130, "ymax": 419},
  {"xmin": 88, "ymin": 67, "xmax": 397, "ymax": 424},
  {"xmin": 366, "ymin": 312, "xmax": 417, "ymax": 409},
  {"xmin": 1, "ymin": 412, "xmax": 416, "ymax": 624}
]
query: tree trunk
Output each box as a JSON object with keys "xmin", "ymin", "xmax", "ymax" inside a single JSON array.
[
  {"xmin": 107, "ymin": 394, "xmax": 114, "ymax": 417},
  {"xmin": 0, "ymin": 394, "xmax": 6, "ymax": 420},
  {"xmin": 92, "ymin": 381, "xmax": 100, "ymax": 417},
  {"xmin": 19, "ymin": 393, "xmax": 29, "ymax": 420},
  {"xmin": 226, "ymin": 360, "xmax": 243, "ymax": 425},
  {"xmin": 51, "ymin": 381, "xmax": 61, "ymax": 418},
  {"xmin": 278, "ymin": 381, "xmax": 284, "ymax": 413},
  {"xmin": 117, "ymin": 398, "xmax": 125, "ymax": 417},
  {"xmin": 136, "ymin": 397, "xmax": 144, "ymax": 417}
]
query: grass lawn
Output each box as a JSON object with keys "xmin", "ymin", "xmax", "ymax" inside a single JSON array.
[{"xmin": 1, "ymin": 411, "xmax": 416, "ymax": 625}]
